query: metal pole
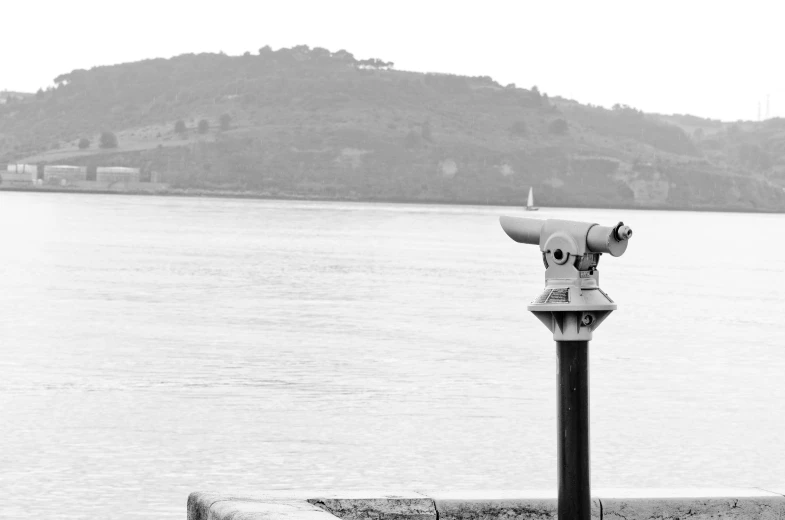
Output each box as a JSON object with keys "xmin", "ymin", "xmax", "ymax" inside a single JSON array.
[{"xmin": 557, "ymin": 340, "xmax": 590, "ymax": 520}]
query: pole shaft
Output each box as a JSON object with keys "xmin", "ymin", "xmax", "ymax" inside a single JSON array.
[{"xmin": 556, "ymin": 340, "xmax": 590, "ymax": 520}]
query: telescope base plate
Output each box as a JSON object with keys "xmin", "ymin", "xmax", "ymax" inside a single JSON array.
[{"xmin": 530, "ymin": 309, "xmax": 613, "ymax": 341}]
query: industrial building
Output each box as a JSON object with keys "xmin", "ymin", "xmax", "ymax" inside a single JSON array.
[
  {"xmin": 1, "ymin": 163, "xmax": 162, "ymax": 191},
  {"xmin": 43, "ymin": 165, "xmax": 87, "ymax": 185},
  {"xmin": 96, "ymin": 167, "xmax": 141, "ymax": 183}
]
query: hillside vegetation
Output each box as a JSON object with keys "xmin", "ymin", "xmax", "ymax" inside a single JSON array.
[{"xmin": 2, "ymin": 45, "xmax": 785, "ymax": 211}]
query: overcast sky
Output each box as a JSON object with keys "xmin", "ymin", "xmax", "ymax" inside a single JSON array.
[{"xmin": 2, "ymin": 0, "xmax": 782, "ymax": 121}]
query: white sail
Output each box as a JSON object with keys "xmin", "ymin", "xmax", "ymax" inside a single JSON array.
[{"xmin": 527, "ymin": 187, "xmax": 534, "ymax": 208}]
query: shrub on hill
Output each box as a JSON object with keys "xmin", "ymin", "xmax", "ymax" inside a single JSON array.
[{"xmin": 99, "ymin": 131, "xmax": 118, "ymax": 149}]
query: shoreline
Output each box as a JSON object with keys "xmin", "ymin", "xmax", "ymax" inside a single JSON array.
[{"xmin": 1, "ymin": 185, "xmax": 784, "ymax": 215}]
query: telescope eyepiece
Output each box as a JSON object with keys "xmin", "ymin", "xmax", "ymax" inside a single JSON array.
[{"xmin": 614, "ymin": 222, "xmax": 633, "ymax": 241}]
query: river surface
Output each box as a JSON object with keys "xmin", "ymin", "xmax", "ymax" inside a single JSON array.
[{"xmin": 1, "ymin": 192, "xmax": 783, "ymax": 519}]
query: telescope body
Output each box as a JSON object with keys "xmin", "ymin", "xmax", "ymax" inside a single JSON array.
[{"xmin": 499, "ymin": 216, "xmax": 631, "ymax": 257}]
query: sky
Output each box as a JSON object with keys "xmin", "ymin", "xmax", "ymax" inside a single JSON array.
[{"xmin": 1, "ymin": 0, "xmax": 783, "ymax": 122}]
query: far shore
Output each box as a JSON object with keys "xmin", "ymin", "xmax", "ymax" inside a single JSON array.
[{"xmin": 1, "ymin": 185, "xmax": 784, "ymax": 215}]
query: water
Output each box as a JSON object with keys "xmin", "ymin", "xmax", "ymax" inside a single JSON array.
[{"xmin": 1, "ymin": 192, "xmax": 783, "ymax": 519}]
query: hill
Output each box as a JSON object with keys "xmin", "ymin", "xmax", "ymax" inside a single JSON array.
[{"xmin": 2, "ymin": 45, "xmax": 784, "ymax": 212}]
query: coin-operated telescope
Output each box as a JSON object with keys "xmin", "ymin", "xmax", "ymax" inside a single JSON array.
[{"xmin": 499, "ymin": 216, "xmax": 633, "ymax": 520}]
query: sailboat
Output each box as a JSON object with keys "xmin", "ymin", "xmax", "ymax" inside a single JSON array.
[{"xmin": 525, "ymin": 186, "xmax": 539, "ymax": 211}]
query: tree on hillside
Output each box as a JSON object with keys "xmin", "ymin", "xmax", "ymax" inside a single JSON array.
[
  {"xmin": 612, "ymin": 104, "xmax": 643, "ymax": 118},
  {"xmin": 727, "ymin": 124, "xmax": 742, "ymax": 137},
  {"xmin": 198, "ymin": 119, "xmax": 210, "ymax": 134},
  {"xmin": 311, "ymin": 47, "xmax": 331, "ymax": 60},
  {"xmin": 258, "ymin": 45, "xmax": 272, "ymax": 55},
  {"xmin": 175, "ymin": 120, "xmax": 187, "ymax": 134},
  {"xmin": 219, "ymin": 113, "xmax": 232, "ymax": 131},
  {"xmin": 78, "ymin": 137, "xmax": 90, "ymax": 149},
  {"xmin": 509, "ymin": 120, "xmax": 528, "ymax": 136},
  {"xmin": 548, "ymin": 118, "xmax": 569, "ymax": 135},
  {"xmin": 528, "ymin": 85, "xmax": 545, "ymax": 107},
  {"xmin": 736, "ymin": 143, "xmax": 772, "ymax": 170},
  {"xmin": 332, "ymin": 49, "xmax": 356, "ymax": 63},
  {"xmin": 99, "ymin": 131, "xmax": 118, "ymax": 149}
]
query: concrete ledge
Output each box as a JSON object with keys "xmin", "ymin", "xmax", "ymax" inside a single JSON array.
[
  {"xmin": 598, "ymin": 488, "xmax": 785, "ymax": 520},
  {"xmin": 423, "ymin": 490, "xmax": 599, "ymax": 520},
  {"xmin": 188, "ymin": 491, "xmax": 436, "ymax": 520},
  {"xmin": 188, "ymin": 489, "xmax": 785, "ymax": 520}
]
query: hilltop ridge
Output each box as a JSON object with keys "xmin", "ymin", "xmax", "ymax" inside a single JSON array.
[{"xmin": 1, "ymin": 45, "xmax": 784, "ymax": 212}]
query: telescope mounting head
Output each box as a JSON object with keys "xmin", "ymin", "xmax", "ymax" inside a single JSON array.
[{"xmin": 500, "ymin": 216, "xmax": 633, "ymax": 341}]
